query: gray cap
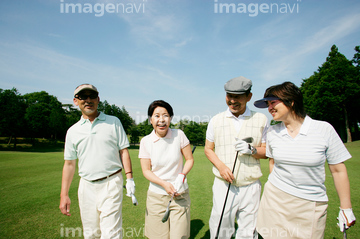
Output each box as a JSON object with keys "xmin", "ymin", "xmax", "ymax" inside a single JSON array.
[{"xmin": 224, "ymin": 76, "xmax": 252, "ymax": 94}]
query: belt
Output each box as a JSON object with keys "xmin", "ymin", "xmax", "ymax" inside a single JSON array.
[{"xmin": 91, "ymin": 169, "xmax": 122, "ymax": 182}]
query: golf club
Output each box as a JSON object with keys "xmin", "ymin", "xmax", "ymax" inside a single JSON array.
[
  {"xmin": 343, "ymin": 224, "xmax": 347, "ymax": 239},
  {"xmin": 162, "ymin": 145, "xmax": 197, "ymax": 223},
  {"xmin": 162, "ymin": 193, "xmax": 175, "ymax": 223},
  {"xmin": 123, "ymin": 185, "xmax": 138, "ymax": 206},
  {"xmin": 215, "ymin": 137, "xmax": 254, "ymax": 239}
]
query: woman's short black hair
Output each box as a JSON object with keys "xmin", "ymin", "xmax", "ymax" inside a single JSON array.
[
  {"xmin": 147, "ymin": 100, "xmax": 174, "ymax": 118},
  {"xmin": 264, "ymin": 81, "xmax": 306, "ymax": 119}
]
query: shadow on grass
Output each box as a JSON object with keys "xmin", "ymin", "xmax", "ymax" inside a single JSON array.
[{"xmin": 190, "ymin": 219, "xmax": 205, "ymax": 239}]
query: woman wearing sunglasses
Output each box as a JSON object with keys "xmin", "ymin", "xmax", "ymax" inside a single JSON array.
[{"xmin": 254, "ymin": 82, "xmax": 355, "ymax": 239}]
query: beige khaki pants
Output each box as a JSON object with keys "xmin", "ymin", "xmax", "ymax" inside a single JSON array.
[
  {"xmin": 78, "ymin": 173, "xmax": 123, "ymax": 239},
  {"xmin": 145, "ymin": 190, "xmax": 191, "ymax": 239},
  {"xmin": 257, "ymin": 182, "xmax": 327, "ymax": 239}
]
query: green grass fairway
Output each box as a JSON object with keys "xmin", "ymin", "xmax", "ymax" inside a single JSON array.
[{"xmin": 0, "ymin": 142, "xmax": 359, "ymax": 238}]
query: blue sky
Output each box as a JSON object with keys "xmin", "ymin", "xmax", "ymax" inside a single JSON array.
[{"xmin": 1, "ymin": 0, "xmax": 360, "ymax": 124}]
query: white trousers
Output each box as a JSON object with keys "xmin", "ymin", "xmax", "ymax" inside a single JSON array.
[
  {"xmin": 209, "ymin": 177, "xmax": 261, "ymax": 239},
  {"xmin": 78, "ymin": 173, "xmax": 123, "ymax": 239}
]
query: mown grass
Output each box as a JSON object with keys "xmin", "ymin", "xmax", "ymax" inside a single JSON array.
[{"xmin": 0, "ymin": 142, "xmax": 359, "ymax": 238}]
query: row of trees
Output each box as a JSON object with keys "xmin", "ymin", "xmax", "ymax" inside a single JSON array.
[
  {"xmin": 0, "ymin": 88, "xmax": 208, "ymax": 148},
  {"xmin": 300, "ymin": 45, "xmax": 360, "ymax": 142},
  {"xmin": 1, "ymin": 44, "xmax": 359, "ymax": 148}
]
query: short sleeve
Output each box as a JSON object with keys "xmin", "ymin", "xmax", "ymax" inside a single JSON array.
[
  {"xmin": 325, "ymin": 124, "xmax": 351, "ymax": 164},
  {"xmin": 178, "ymin": 129, "xmax": 190, "ymax": 149},
  {"xmin": 261, "ymin": 121, "xmax": 269, "ymax": 143},
  {"xmin": 206, "ymin": 117, "xmax": 215, "ymax": 142},
  {"xmin": 64, "ymin": 130, "xmax": 77, "ymax": 160},
  {"xmin": 265, "ymin": 127, "xmax": 274, "ymax": 159},
  {"xmin": 116, "ymin": 119, "xmax": 130, "ymax": 150},
  {"xmin": 138, "ymin": 137, "xmax": 150, "ymax": 159}
]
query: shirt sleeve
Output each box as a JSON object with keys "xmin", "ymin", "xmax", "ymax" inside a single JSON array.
[
  {"xmin": 261, "ymin": 120, "xmax": 270, "ymax": 143},
  {"xmin": 116, "ymin": 119, "xmax": 130, "ymax": 150},
  {"xmin": 64, "ymin": 130, "xmax": 77, "ymax": 160},
  {"xmin": 325, "ymin": 123, "xmax": 351, "ymax": 164},
  {"xmin": 206, "ymin": 117, "xmax": 215, "ymax": 142},
  {"xmin": 265, "ymin": 126, "xmax": 274, "ymax": 159},
  {"xmin": 178, "ymin": 129, "xmax": 190, "ymax": 149},
  {"xmin": 138, "ymin": 137, "xmax": 150, "ymax": 159}
]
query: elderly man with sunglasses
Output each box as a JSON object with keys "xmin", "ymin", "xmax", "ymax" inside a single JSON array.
[{"xmin": 59, "ymin": 84, "xmax": 135, "ymax": 239}]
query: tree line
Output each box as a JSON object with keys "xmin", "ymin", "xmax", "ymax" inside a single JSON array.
[
  {"xmin": 300, "ymin": 45, "xmax": 360, "ymax": 142},
  {"xmin": 1, "ymin": 44, "xmax": 359, "ymax": 148},
  {"xmin": 0, "ymin": 89, "xmax": 208, "ymax": 149}
]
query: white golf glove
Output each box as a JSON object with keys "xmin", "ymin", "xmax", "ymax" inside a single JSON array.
[
  {"xmin": 125, "ymin": 178, "xmax": 135, "ymax": 197},
  {"xmin": 234, "ymin": 138, "xmax": 252, "ymax": 155},
  {"xmin": 174, "ymin": 173, "xmax": 186, "ymax": 192},
  {"xmin": 337, "ymin": 208, "xmax": 356, "ymax": 232}
]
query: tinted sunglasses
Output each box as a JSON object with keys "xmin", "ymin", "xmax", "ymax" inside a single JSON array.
[{"xmin": 75, "ymin": 93, "xmax": 98, "ymax": 100}]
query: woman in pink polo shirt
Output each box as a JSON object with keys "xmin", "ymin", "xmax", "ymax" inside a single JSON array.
[{"xmin": 139, "ymin": 100, "xmax": 194, "ymax": 239}]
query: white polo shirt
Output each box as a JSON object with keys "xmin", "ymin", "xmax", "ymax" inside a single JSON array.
[
  {"xmin": 267, "ymin": 116, "xmax": 351, "ymax": 202},
  {"xmin": 64, "ymin": 112, "xmax": 130, "ymax": 181},
  {"xmin": 139, "ymin": 129, "xmax": 190, "ymax": 195}
]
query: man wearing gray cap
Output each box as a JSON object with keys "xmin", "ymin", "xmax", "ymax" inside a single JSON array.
[
  {"xmin": 59, "ymin": 84, "xmax": 135, "ymax": 238},
  {"xmin": 205, "ymin": 76, "xmax": 268, "ymax": 239}
]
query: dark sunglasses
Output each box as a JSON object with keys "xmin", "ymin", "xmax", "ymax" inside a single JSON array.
[{"xmin": 75, "ymin": 93, "xmax": 98, "ymax": 100}]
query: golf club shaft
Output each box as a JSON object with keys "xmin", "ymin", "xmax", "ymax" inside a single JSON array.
[
  {"xmin": 343, "ymin": 224, "xmax": 347, "ymax": 239},
  {"xmin": 192, "ymin": 145, "xmax": 196, "ymax": 154},
  {"xmin": 215, "ymin": 137, "xmax": 253, "ymax": 239},
  {"xmin": 215, "ymin": 151, "xmax": 239, "ymax": 239}
]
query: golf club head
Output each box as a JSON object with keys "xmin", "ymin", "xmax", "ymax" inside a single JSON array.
[
  {"xmin": 242, "ymin": 137, "xmax": 253, "ymax": 144},
  {"xmin": 162, "ymin": 193, "xmax": 174, "ymax": 223},
  {"xmin": 162, "ymin": 208, "xmax": 170, "ymax": 223}
]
